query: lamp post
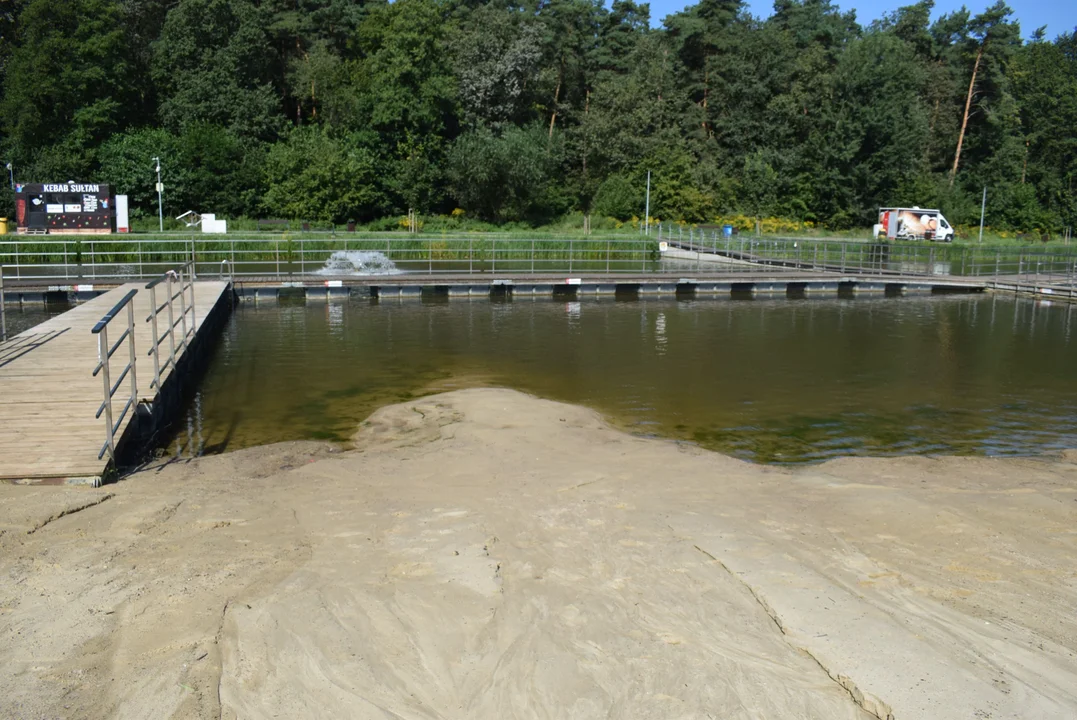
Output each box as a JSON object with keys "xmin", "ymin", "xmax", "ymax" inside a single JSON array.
[
  {"xmin": 4, "ymin": 163, "xmax": 12, "ymax": 190},
  {"xmin": 152, "ymin": 156, "xmax": 163, "ymax": 232}
]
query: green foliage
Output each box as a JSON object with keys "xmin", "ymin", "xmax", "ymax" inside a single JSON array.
[
  {"xmin": 152, "ymin": 0, "xmax": 281, "ymax": 140},
  {"xmin": 592, "ymin": 175, "xmax": 641, "ymax": 220},
  {"xmin": 98, "ymin": 125, "xmax": 265, "ymax": 218},
  {"xmin": 2, "ymin": 0, "xmax": 135, "ymax": 175},
  {"xmin": 261, "ymin": 127, "xmax": 382, "ymax": 223},
  {"xmin": 447, "ymin": 124, "xmax": 567, "ymax": 222},
  {"xmin": 0, "ymin": 0, "xmax": 1073, "ymax": 233}
]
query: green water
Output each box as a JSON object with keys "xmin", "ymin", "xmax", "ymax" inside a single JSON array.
[
  {"xmin": 167, "ymin": 294, "xmax": 1077, "ymax": 463},
  {"xmin": 1, "ymin": 302, "xmax": 70, "ymax": 337}
]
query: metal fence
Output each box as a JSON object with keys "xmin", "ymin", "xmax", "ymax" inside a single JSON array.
[
  {"xmin": 145, "ymin": 262, "xmax": 196, "ymax": 393},
  {"xmin": 92, "ymin": 289, "xmax": 139, "ymax": 463},
  {"xmin": 1, "ymin": 232, "xmax": 1077, "ymax": 284}
]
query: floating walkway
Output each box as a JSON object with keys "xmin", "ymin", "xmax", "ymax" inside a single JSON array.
[
  {"xmin": 0, "ymin": 279, "xmax": 230, "ymax": 484},
  {"xmin": 227, "ymin": 272, "xmax": 987, "ymax": 303}
]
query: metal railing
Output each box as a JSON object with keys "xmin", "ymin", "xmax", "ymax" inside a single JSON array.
[
  {"xmin": 2, "ymin": 232, "xmax": 1077, "ymax": 285},
  {"xmin": 92, "ymin": 289, "xmax": 139, "ymax": 463},
  {"xmin": 145, "ymin": 262, "xmax": 196, "ymax": 392}
]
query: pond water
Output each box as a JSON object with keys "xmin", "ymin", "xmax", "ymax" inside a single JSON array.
[
  {"xmin": 1, "ymin": 302, "xmax": 70, "ymax": 337},
  {"xmin": 166, "ymin": 294, "xmax": 1077, "ymax": 463}
]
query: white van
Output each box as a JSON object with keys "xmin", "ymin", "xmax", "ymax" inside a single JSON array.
[{"xmin": 874, "ymin": 207, "xmax": 954, "ymax": 242}]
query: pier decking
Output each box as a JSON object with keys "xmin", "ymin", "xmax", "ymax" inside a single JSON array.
[{"xmin": 0, "ymin": 281, "xmax": 229, "ymax": 484}]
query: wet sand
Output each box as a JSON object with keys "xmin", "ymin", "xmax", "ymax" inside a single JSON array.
[{"xmin": 1, "ymin": 388, "xmax": 1075, "ymax": 719}]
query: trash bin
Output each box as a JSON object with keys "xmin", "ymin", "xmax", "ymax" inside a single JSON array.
[
  {"xmin": 722, "ymin": 224, "xmax": 733, "ymax": 238},
  {"xmin": 0, "ymin": 218, "xmax": 8, "ymax": 234},
  {"xmin": 346, "ymin": 220, "xmax": 356, "ymax": 232}
]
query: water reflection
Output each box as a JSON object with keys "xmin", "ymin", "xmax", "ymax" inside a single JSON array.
[{"xmin": 170, "ymin": 295, "xmax": 1077, "ymax": 463}]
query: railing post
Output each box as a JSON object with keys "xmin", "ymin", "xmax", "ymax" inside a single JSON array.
[
  {"xmin": 148, "ymin": 285, "xmax": 161, "ymax": 389},
  {"xmin": 469, "ymin": 237, "xmax": 473, "ymax": 274},
  {"xmin": 531, "ymin": 238, "xmax": 535, "ymax": 274},
  {"xmin": 0, "ymin": 266, "xmax": 6, "ymax": 342},
  {"xmin": 188, "ymin": 267, "xmax": 197, "ymax": 330},
  {"xmin": 98, "ymin": 325, "xmax": 114, "ymax": 461},
  {"xmin": 178, "ymin": 267, "xmax": 189, "ymax": 347},
  {"xmin": 127, "ymin": 299, "xmax": 138, "ymax": 413},
  {"xmin": 568, "ymin": 237, "xmax": 573, "ymax": 273},
  {"xmin": 166, "ymin": 273, "xmax": 177, "ymax": 367}
]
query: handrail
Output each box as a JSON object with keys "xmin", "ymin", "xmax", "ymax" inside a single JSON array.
[
  {"xmin": 145, "ymin": 261, "xmax": 197, "ymax": 392},
  {"xmin": 92, "ymin": 289, "xmax": 138, "ymax": 465},
  {"xmin": 91, "ymin": 289, "xmax": 138, "ymax": 335},
  {"xmin": 4, "ymin": 233, "xmax": 1077, "ymax": 283}
]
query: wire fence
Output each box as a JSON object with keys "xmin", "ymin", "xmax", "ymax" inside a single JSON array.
[{"xmin": 1, "ymin": 232, "xmax": 1077, "ymax": 285}]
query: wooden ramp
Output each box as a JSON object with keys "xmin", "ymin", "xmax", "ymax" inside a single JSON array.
[{"xmin": 0, "ymin": 281, "xmax": 229, "ymax": 483}]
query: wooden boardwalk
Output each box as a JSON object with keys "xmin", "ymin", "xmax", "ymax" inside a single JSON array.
[{"xmin": 0, "ymin": 281, "xmax": 228, "ymax": 483}]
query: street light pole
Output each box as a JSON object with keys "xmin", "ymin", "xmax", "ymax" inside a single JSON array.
[
  {"xmin": 152, "ymin": 156, "xmax": 163, "ymax": 232},
  {"xmin": 5, "ymin": 163, "xmax": 12, "ymax": 190}
]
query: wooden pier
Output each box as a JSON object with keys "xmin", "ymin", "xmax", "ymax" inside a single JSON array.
[{"xmin": 0, "ymin": 280, "xmax": 229, "ymax": 484}]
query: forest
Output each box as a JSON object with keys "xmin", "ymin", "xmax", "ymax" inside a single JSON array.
[{"xmin": 0, "ymin": 0, "xmax": 1075, "ymax": 233}]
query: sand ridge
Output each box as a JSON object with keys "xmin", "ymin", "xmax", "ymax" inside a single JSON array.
[{"xmin": 1, "ymin": 388, "xmax": 1075, "ymax": 719}]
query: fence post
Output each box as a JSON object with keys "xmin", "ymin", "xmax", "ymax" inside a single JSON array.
[
  {"xmin": 469, "ymin": 237, "xmax": 473, "ymax": 274},
  {"xmin": 531, "ymin": 238, "xmax": 535, "ymax": 274},
  {"xmin": 492, "ymin": 236, "xmax": 497, "ymax": 274},
  {"xmin": 568, "ymin": 237, "xmax": 573, "ymax": 273},
  {"xmin": 606, "ymin": 239, "xmax": 611, "ymax": 274}
]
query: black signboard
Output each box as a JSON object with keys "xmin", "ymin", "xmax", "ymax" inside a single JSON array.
[{"xmin": 15, "ymin": 182, "xmax": 114, "ymax": 233}]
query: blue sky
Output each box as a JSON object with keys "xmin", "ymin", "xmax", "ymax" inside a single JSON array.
[{"xmin": 648, "ymin": 0, "xmax": 1077, "ymax": 39}]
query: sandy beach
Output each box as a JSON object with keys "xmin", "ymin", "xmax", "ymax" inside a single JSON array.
[{"xmin": 1, "ymin": 388, "xmax": 1075, "ymax": 719}]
